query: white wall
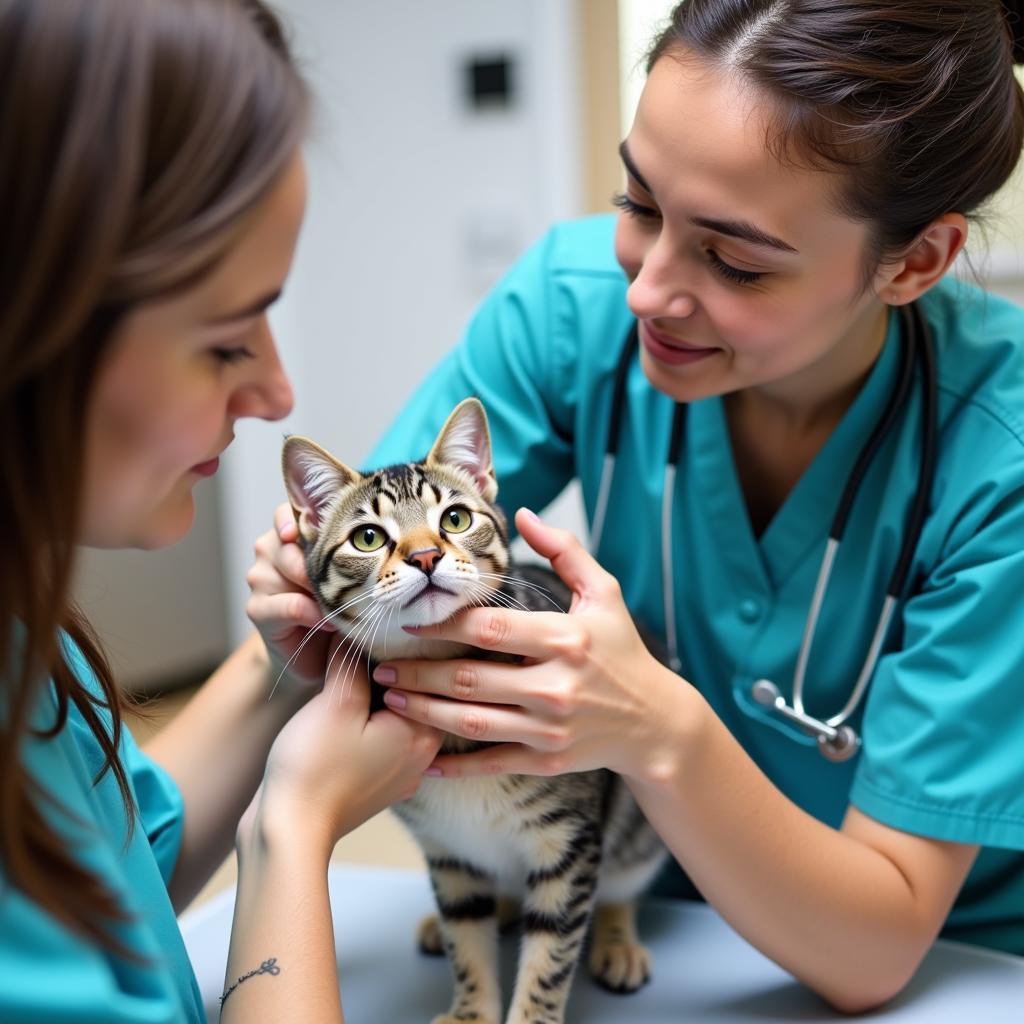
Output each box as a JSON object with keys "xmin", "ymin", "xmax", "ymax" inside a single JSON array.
[{"xmin": 218, "ymin": 0, "xmax": 584, "ymax": 644}]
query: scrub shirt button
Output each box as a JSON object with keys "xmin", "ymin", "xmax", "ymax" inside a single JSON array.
[{"xmin": 739, "ymin": 598, "xmax": 761, "ymax": 623}]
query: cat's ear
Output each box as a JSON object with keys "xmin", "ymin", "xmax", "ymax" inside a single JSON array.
[
  {"xmin": 282, "ymin": 436, "xmax": 360, "ymax": 545},
  {"xmin": 427, "ymin": 398, "xmax": 497, "ymax": 502}
]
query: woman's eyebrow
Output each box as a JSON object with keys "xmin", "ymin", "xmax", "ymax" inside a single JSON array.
[
  {"xmin": 207, "ymin": 288, "xmax": 282, "ymax": 325},
  {"xmin": 692, "ymin": 216, "xmax": 799, "ymax": 255},
  {"xmin": 618, "ymin": 140, "xmax": 799, "ymax": 255},
  {"xmin": 618, "ymin": 140, "xmax": 652, "ymax": 193}
]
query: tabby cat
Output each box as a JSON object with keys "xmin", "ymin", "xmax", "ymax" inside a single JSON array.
[{"xmin": 282, "ymin": 398, "xmax": 668, "ymax": 1024}]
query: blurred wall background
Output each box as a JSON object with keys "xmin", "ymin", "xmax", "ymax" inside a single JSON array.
[{"xmin": 74, "ymin": 0, "xmax": 1024, "ymax": 692}]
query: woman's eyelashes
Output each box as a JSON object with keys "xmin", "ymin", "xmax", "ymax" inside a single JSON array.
[
  {"xmin": 705, "ymin": 249, "xmax": 763, "ymax": 285},
  {"xmin": 612, "ymin": 191, "xmax": 766, "ymax": 286},
  {"xmin": 211, "ymin": 345, "xmax": 256, "ymax": 365},
  {"xmin": 612, "ymin": 190, "xmax": 659, "ymax": 221}
]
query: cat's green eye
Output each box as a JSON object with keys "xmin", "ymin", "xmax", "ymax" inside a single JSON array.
[
  {"xmin": 350, "ymin": 524, "xmax": 388, "ymax": 552},
  {"xmin": 441, "ymin": 506, "xmax": 472, "ymax": 533}
]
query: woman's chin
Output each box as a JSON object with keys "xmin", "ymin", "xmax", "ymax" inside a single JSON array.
[
  {"xmin": 139, "ymin": 498, "xmax": 197, "ymax": 550},
  {"xmin": 88, "ymin": 495, "xmax": 197, "ymax": 551}
]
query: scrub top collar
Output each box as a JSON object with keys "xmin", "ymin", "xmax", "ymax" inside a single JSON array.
[{"xmin": 686, "ymin": 306, "xmax": 904, "ymax": 591}]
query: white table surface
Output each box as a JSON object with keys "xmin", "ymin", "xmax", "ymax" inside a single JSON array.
[{"xmin": 180, "ymin": 864, "xmax": 1024, "ymax": 1023}]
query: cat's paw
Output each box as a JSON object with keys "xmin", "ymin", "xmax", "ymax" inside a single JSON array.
[
  {"xmin": 588, "ymin": 938, "xmax": 652, "ymax": 993},
  {"xmin": 416, "ymin": 913, "xmax": 446, "ymax": 956}
]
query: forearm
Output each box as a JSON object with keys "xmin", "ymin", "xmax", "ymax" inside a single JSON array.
[
  {"xmin": 222, "ymin": 812, "xmax": 343, "ymax": 1023},
  {"xmin": 145, "ymin": 631, "xmax": 311, "ymax": 910},
  {"xmin": 627, "ymin": 686, "xmax": 947, "ymax": 1012}
]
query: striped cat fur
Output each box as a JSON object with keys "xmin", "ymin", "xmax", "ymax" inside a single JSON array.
[{"xmin": 282, "ymin": 398, "xmax": 669, "ymax": 1024}]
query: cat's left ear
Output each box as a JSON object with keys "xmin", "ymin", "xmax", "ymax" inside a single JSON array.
[
  {"xmin": 427, "ymin": 398, "xmax": 498, "ymax": 503},
  {"xmin": 282, "ymin": 436, "xmax": 361, "ymax": 545}
]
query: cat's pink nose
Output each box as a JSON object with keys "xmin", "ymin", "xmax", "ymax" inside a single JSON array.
[{"xmin": 406, "ymin": 547, "xmax": 442, "ymax": 575}]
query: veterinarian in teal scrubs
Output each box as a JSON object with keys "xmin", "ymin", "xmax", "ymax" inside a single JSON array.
[{"xmin": 345, "ymin": 2, "xmax": 1024, "ymax": 1011}]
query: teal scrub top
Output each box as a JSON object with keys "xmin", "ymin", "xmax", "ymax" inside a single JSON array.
[
  {"xmin": 1, "ymin": 636, "xmax": 205, "ymax": 1022},
  {"xmin": 368, "ymin": 214, "xmax": 1024, "ymax": 956}
]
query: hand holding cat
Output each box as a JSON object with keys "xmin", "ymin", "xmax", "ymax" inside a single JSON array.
[
  {"xmin": 374, "ymin": 509, "xmax": 693, "ymax": 783},
  {"xmin": 240, "ymin": 637, "xmax": 444, "ymax": 854},
  {"xmin": 245, "ymin": 503, "xmax": 335, "ymax": 690}
]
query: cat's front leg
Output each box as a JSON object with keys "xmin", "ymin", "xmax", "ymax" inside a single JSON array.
[
  {"xmin": 423, "ymin": 842, "xmax": 502, "ymax": 1024},
  {"xmin": 504, "ymin": 823, "xmax": 602, "ymax": 1024}
]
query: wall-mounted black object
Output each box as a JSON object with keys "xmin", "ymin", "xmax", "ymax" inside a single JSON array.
[{"xmin": 465, "ymin": 54, "xmax": 516, "ymax": 110}]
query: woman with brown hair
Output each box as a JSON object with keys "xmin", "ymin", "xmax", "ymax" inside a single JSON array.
[
  {"xmin": 0, "ymin": 1, "xmax": 440, "ymax": 1020},
  {"xmin": 253, "ymin": 0, "xmax": 1024, "ymax": 1014}
]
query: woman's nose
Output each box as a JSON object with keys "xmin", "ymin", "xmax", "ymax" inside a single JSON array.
[
  {"xmin": 626, "ymin": 237, "xmax": 698, "ymax": 321},
  {"xmin": 229, "ymin": 329, "xmax": 294, "ymax": 422}
]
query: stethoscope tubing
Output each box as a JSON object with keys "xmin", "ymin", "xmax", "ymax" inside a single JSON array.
[{"xmin": 591, "ymin": 304, "xmax": 938, "ymax": 761}]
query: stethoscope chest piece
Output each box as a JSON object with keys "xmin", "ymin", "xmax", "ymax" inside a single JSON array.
[
  {"xmin": 751, "ymin": 679, "xmax": 862, "ymax": 763},
  {"xmin": 818, "ymin": 725, "xmax": 861, "ymax": 763}
]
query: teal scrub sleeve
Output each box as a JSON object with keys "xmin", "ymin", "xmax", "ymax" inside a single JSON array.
[
  {"xmin": 851, "ymin": 434, "xmax": 1024, "ymax": 849},
  {"xmin": 1, "ymin": 690, "xmax": 198, "ymax": 1022},
  {"xmin": 367, "ymin": 229, "xmax": 578, "ymax": 519},
  {"xmin": 0, "ymin": 884, "xmax": 188, "ymax": 1024},
  {"xmin": 122, "ymin": 730, "xmax": 186, "ymax": 888}
]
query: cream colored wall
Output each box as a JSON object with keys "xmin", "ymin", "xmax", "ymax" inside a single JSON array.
[
  {"xmin": 618, "ymin": 0, "xmax": 672, "ymax": 137},
  {"xmin": 578, "ymin": 0, "xmax": 622, "ymax": 214},
  {"xmin": 972, "ymin": 69, "xmax": 1024, "ymax": 280}
]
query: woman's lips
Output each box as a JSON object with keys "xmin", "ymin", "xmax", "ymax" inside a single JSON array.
[
  {"xmin": 640, "ymin": 321, "xmax": 719, "ymax": 366},
  {"xmin": 190, "ymin": 457, "xmax": 220, "ymax": 477}
]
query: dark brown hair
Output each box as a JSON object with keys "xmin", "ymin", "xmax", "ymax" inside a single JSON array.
[
  {"xmin": 0, "ymin": 0, "xmax": 307, "ymax": 951},
  {"xmin": 648, "ymin": 0, "xmax": 1024, "ymax": 273}
]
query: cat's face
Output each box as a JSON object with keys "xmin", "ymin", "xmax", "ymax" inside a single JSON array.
[{"xmin": 282, "ymin": 399, "xmax": 509, "ymax": 657}]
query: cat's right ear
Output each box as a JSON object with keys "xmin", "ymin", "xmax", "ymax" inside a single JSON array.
[{"xmin": 281, "ymin": 437, "xmax": 360, "ymax": 545}]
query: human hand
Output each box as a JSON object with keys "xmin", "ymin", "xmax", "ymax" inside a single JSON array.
[
  {"xmin": 246, "ymin": 502, "xmax": 330, "ymax": 692},
  {"xmin": 371, "ymin": 509, "xmax": 690, "ymax": 782},
  {"xmin": 240, "ymin": 646, "xmax": 444, "ymax": 856}
]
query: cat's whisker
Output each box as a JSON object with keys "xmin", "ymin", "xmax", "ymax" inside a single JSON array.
[
  {"xmin": 381, "ymin": 602, "xmax": 398, "ymax": 663},
  {"xmin": 493, "ymin": 592, "xmax": 532, "ymax": 613},
  {"xmin": 477, "ymin": 572, "xmax": 561, "ymax": 607},
  {"xmin": 347, "ymin": 603, "xmax": 393, "ymax": 701},
  {"xmin": 324, "ymin": 601, "xmax": 380, "ymax": 702},
  {"xmin": 471, "ymin": 585, "xmax": 532, "ymax": 614},
  {"xmin": 268, "ymin": 590, "xmax": 375, "ymax": 701},
  {"xmin": 334, "ymin": 602, "xmax": 389, "ymax": 703},
  {"xmin": 359, "ymin": 602, "xmax": 391, "ymax": 701},
  {"xmin": 476, "ymin": 572, "xmax": 565, "ymax": 612},
  {"xmin": 322, "ymin": 615, "xmax": 366, "ymax": 703}
]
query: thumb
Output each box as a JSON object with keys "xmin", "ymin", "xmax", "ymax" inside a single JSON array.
[
  {"xmin": 275, "ymin": 501, "xmax": 299, "ymax": 542},
  {"xmin": 514, "ymin": 508, "xmax": 613, "ymax": 603}
]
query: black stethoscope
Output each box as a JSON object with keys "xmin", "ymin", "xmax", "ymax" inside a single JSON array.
[{"xmin": 590, "ymin": 304, "xmax": 938, "ymax": 761}]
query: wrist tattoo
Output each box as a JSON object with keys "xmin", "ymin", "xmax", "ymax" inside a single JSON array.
[{"xmin": 219, "ymin": 956, "xmax": 281, "ymax": 1010}]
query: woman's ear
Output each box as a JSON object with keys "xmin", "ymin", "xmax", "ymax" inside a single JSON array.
[
  {"xmin": 875, "ymin": 212, "xmax": 967, "ymax": 305},
  {"xmin": 282, "ymin": 436, "xmax": 360, "ymax": 545}
]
